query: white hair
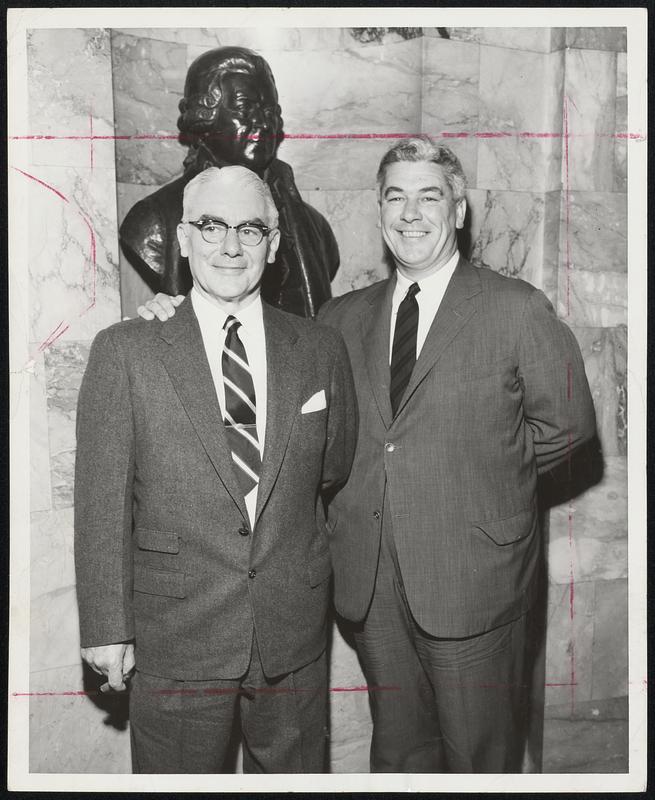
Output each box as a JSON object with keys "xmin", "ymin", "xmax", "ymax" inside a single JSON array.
[{"xmin": 182, "ymin": 165, "xmax": 279, "ymax": 228}]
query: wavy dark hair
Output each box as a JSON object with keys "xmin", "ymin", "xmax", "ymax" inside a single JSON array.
[
  {"xmin": 177, "ymin": 46, "xmax": 285, "ymax": 148},
  {"xmin": 376, "ymin": 137, "xmax": 467, "ymax": 201}
]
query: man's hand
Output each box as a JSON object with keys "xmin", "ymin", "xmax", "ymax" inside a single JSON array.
[
  {"xmin": 81, "ymin": 642, "xmax": 136, "ymax": 693},
  {"xmin": 136, "ymin": 293, "xmax": 184, "ymax": 321}
]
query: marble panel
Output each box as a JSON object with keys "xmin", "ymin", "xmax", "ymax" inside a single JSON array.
[
  {"xmin": 27, "ymin": 165, "xmax": 121, "ymax": 345},
  {"xmin": 29, "ymin": 350, "xmax": 52, "ymax": 513},
  {"xmin": 565, "ymin": 27, "xmax": 627, "ymax": 52},
  {"xmin": 541, "ymin": 190, "xmax": 562, "ymax": 306},
  {"xmin": 614, "ymin": 95, "xmax": 627, "ymax": 193},
  {"xmin": 304, "ymin": 189, "xmax": 389, "ymax": 297},
  {"xmin": 571, "ymin": 326, "xmax": 627, "ymax": 457},
  {"xmin": 545, "ymin": 579, "xmax": 595, "ymax": 707},
  {"xmin": 547, "ymin": 457, "xmax": 627, "ymax": 585},
  {"xmin": 430, "ymin": 28, "xmax": 481, "ymax": 44},
  {"xmin": 276, "ymin": 137, "xmax": 395, "ymax": 193},
  {"xmin": 478, "ymin": 28, "xmax": 558, "ymax": 53},
  {"xmin": 557, "ymin": 268, "xmax": 626, "ymax": 327},
  {"xmin": 560, "ymin": 191, "xmax": 627, "ymax": 274},
  {"xmin": 421, "ymin": 37, "xmax": 479, "ymax": 188},
  {"xmin": 478, "ymin": 48, "xmax": 564, "ymax": 192},
  {"xmin": 27, "ymin": 29, "xmax": 116, "ymax": 170},
  {"xmin": 111, "ymin": 32, "xmax": 188, "ymax": 186},
  {"xmin": 616, "ymin": 52, "xmax": 627, "ymax": 98},
  {"xmin": 591, "ymin": 579, "xmax": 628, "ymax": 699},
  {"xmin": 114, "ymin": 26, "xmax": 354, "ymax": 51},
  {"xmin": 466, "ymin": 189, "xmax": 555, "ymax": 295},
  {"xmin": 31, "ymin": 508, "xmax": 75, "ymax": 601},
  {"xmin": 30, "ymin": 583, "xmax": 81, "ymax": 673},
  {"xmin": 29, "ymin": 663, "xmax": 131, "ymax": 773},
  {"xmin": 328, "ymin": 622, "xmax": 372, "ymax": 773},
  {"xmin": 563, "ymin": 49, "xmax": 617, "ymax": 192},
  {"xmin": 44, "ymin": 342, "xmax": 91, "ymax": 510},
  {"xmin": 117, "ymin": 182, "xmax": 162, "ymax": 318}
]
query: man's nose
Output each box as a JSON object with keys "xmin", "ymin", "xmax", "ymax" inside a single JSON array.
[
  {"xmin": 400, "ymin": 198, "xmax": 422, "ymax": 223},
  {"xmin": 220, "ymin": 227, "xmax": 243, "ymax": 256}
]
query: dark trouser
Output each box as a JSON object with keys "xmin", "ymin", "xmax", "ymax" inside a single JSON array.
[
  {"xmin": 354, "ymin": 516, "xmax": 528, "ymax": 773},
  {"xmin": 129, "ymin": 637, "xmax": 327, "ymax": 774}
]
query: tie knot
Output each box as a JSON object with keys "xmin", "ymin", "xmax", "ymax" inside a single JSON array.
[
  {"xmin": 224, "ymin": 315, "xmax": 242, "ymax": 334},
  {"xmin": 407, "ymin": 282, "xmax": 420, "ymax": 299}
]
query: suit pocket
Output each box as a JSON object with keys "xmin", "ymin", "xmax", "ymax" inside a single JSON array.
[
  {"xmin": 136, "ymin": 528, "xmax": 180, "ymax": 554},
  {"xmin": 308, "ymin": 550, "xmax": 332, "ymax": 587},
  {"xmin": 134, "ymin": 565, "xmax": 186, "ymax": 598},
  {"xmin": 473, "ymin": 507, "xmax": 535, "ymax": 546}
]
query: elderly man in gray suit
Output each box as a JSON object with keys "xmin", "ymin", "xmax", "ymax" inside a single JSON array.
[
  {"xmin": 74, "ymin": 165, "xmax": 357, "ymax": 774},
  {"xmin": 139, "ymin": 139, "xmax": 596, "ymax": 774}
]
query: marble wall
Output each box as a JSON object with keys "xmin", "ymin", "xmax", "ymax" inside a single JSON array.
[
  {"xmin": 25, "ymin": 28, "xmax": 131, "ymax": 773},
  {"xmin": 24, "ymin": 26, "xmax": 628, "ymax": 774}
]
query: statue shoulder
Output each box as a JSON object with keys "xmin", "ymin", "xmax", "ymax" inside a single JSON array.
[{"xmin": 120, "ymin": 174, "xmax": 188, "ymax": 241}]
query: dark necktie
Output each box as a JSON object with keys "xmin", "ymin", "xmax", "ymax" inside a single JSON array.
[
  {"xmin": 390, "ymin": 282, "xmax": 420, "ymax": 417},
  {"xmin": 222, "ymin": 316, "xmax": 261, "ymax": 496}
]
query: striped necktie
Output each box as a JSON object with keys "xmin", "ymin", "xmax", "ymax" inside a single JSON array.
[
  {"xmin": 390, "ymin": 282, "xmax": 420, "ymax": 417},
  {"xmin": 222, "ymin": 316, "xmax": 261, "ymax": 496}
]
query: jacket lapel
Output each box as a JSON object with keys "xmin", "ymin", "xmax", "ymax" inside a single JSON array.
[
  {"xmin": 156, "ymin": 297, "xmax": 248, "ymax": 519},
  {"xmin": 254, "ymin": 304, "xmax": 302, "ymax": 524},
  {"xmin": 360, "ymin": 279, "xmax": 395, "ymax": 429},
  {"xmin": 394, "ymin": 258, "xmax": 482, "ymax": 418}
]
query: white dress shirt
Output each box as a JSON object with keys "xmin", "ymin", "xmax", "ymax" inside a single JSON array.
[
  {"xmin": 191, "ymin": 287, "xmax": 267, "ymax": 526},
  {"xmin": 389, "ymin": 251, "xmax": 460, "ymax": 363}
]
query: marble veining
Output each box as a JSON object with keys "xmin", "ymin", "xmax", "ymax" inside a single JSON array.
[
  {"xmin": 565, "ymin": 27, "xmax": 627, "ymax": 52},
  {"xmin": 304, "ymin": 189, "xmax": 389, "ymax": 296},
  {"xmin": 563, "ymin": 49, "xmax": 617, "ymax": 193},
  {"xmin": 27, "ymin": 165, "xmax": 121, "ymax": 345},
  {"xmin": 562, "ymin": 191, "xmax": 627, "ymax": 273},
  {"xmin": 44, "ymin": 342, "xmax": 90, "ymax": 509},
  {"xmin": 478, "ymin": 48, "xmax": 564, "ymax": 192},
  {"xmin": 571, "ymin": 327, "xmax": 627, "ymax": 458},
  {"xmin": 466, "ymin": 189, "xmax": 550, "ymax": 291},
  {"xmin": 30, "ymin": 350, "xmax": 52, "ymax": 514},
  {"xmin": 545, "ymin": 580, "xmax": 595, "ymax": 706},
  {"xmin": 112, "ymin": 31, "xmax": 188, "ymax": 186},
  {"xmin": 27, "ymin": 29, "xmax": 116, "ymax": 170},
  {"xmin": 591, "ymin": 579, "xmax": 628, "ymax": 699},
  {"xmin": 31, "ymin": 508, "xmax": 75, "ymax": 599}
]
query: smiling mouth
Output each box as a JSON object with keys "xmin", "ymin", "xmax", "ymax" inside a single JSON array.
[{"xmin": 399, "ymin": 231, "xmax": 428, "ymax": 238}]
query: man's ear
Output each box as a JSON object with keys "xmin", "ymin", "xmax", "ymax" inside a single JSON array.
[
  {"xmin": 266, "ymin": 228, "xmax": 281, "ymax": 263},
  {"xmin": 455, "ymin": 198, "xmax": 467, "ymax": 230},
  {"xmin": 176, "ymin": 223, "xmax": 189, "ymax": 258}
]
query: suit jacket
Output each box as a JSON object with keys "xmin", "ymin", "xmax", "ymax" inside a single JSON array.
[
  {"xmin": 119, "ymin": 157, "xmax": 339, "ymax": 318},
  {"xmin": 74, "ymin": 297, "xmax": 357, "ymax": 680},
  {"xmin": 318, "ymin": 259, "xmax": 596, "ymax": 638}
]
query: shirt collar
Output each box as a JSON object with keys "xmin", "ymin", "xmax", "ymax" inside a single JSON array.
[
  {"xmin": 191, "ymin": 286, "xmax": 264, "ymax": 333},
  {"xmin": 394, "ymin": 250, "xmax": 460, "ymax": 297}
]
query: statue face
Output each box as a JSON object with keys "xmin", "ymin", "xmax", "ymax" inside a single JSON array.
[{"xmin": 208, "ymin": 72, "xmax": 281, "ymax": 174}]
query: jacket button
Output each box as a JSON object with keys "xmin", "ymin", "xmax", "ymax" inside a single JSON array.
[
  {"xmin": 373, "ymin": 510, "xmax": 381, "ymax": 520},
  {"xmin": 248, "ymin": 569, "xmax": 257, "ymax": 579},
  {"xmin": 239, "ymin": 526, "xmax": 250, "ymax": 537},
  {"xmin": 385, "ymin": 442, "xmax": 395, "ymax": 453}
]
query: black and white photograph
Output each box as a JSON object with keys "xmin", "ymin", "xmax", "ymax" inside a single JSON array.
[{"xmin": 7, "ymin": 6, "xmax": 647, "ymax": 792}]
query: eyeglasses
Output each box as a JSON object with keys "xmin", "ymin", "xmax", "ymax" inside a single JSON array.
[{"xmin": 184, "ymin": 218, "xmax": 273, "ymax": 247}]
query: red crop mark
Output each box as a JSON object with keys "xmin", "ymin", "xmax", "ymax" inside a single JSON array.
[
  {"xmin": 12, "ymin": 166, "xmax": 98, "ymax": 349},
  {"xmin": 563, "ymin": 97, "xmax": 572, "ymax": 319},
  {"xmin": 7, "ymin": 130, "xmax": 647, "ymax": 143}
]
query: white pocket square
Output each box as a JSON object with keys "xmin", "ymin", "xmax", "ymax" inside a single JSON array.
[{"xmin": 301, "ymin": 390, "xmax": 326, "ymax": 414}]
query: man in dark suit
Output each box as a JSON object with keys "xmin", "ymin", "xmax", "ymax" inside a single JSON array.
[
  {"xmin": 137, "ymin": 139, "xmax": 597, "ymax": 773},
  {"xmin": 74, "ymin": 165, "xmax": 357, "ymax": 773},
  {"xmin": 317, "ymin": 138, "xmax": 597, "ymax": 773}
]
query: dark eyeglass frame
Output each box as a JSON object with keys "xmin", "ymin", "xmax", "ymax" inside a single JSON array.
[{"xmin": 183, "ymin": 218, "xmax": 274, "ymax": 246}]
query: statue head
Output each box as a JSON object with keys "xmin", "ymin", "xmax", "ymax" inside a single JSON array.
[{"xmin": 177, "ymin": 46, "xmax": 285, "ymax": 176}]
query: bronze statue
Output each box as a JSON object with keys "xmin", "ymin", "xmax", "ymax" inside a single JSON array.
[{"xmin": 119, "ymin": 46, "xmax": 339, "ymax": 318}]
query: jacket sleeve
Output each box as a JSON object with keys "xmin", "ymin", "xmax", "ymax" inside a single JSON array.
[
  {"xmin": 321, "ymin": 330, "xmax": 358, "ymax": 494},
  {"xmin": 74, "ymin": 328, "xmax": 136, "ymax": 648},
  {"xmin": 518, "ymin": 289, "xmax": 597, "ymax": 474}
]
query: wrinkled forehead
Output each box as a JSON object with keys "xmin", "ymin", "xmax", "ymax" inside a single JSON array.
[
  {"xmin": 186, "ymin": 176, "xmax": 268, "ymax": 222},
  {"xmin": 380, "ymin": 161, "xmax": 452, "ymax": 195}
]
